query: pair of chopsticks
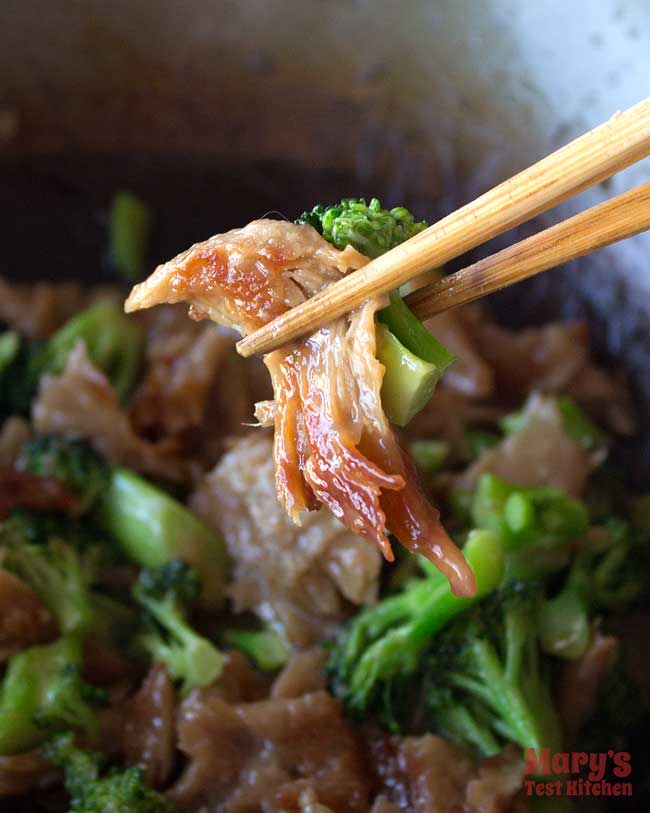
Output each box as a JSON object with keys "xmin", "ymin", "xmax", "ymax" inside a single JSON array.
[{"xmin": 237, "ymin": 97, "xmax": 650, "ymax": 358}]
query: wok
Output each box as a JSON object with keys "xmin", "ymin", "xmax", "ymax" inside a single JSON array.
[{"xmin": 1, "ymin": 1, "xmax": 649, "ymax": 809}]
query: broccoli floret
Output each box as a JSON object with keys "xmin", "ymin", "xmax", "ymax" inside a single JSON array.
[
  {"xmin": 3, "ymin": 508, "xmax": 88, "ymax": 547},
  {"xmin": 427, "ymin": 580, "xmax": 562, "ymax": 758},
  {"xmin": 539, "ymin": 517, "xmax": 646, "ymax": 659},
  {"xmin": 329, "ymin": 530, "xmax": 504, "ymax": 730},
  {"xmin": 469, "ymin": 473, "xmax": 589, "ymax": 580},
  {"xmin": 133, "ymin": 561, "xmax": 224, "ymax": 694},
  {"xmin": 46, "ymin": 732, "xmax": 175, "ymax": 813},
  {"xmin": 296, "ymin": 197, "xmax": 427, "ymax": 259},
  {"xmin": 0, "ymin": 636, "xmax": 106, "ymax": 755},
  {"xmin": 100, "ymin": 468, "xmax": 229, "ymax": 608},
  {"xmin": 17, "ymin": 434, "xmax": 110, "ymax": 513},
  {"xmin": 1, "ymin": 527, "xmax": 97, "ymax": 636},
  {"xmin": 41, "ymin": 300, "xmax": 144, "ymax": 401},
  {"xmin": 224, "ymin": 627, "xmax": 291, "ymax": 671},
  {"xmin": 0, "ymin": 300, "xmax": 144, "ymax": 415}
]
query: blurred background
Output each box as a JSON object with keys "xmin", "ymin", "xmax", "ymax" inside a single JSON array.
[{"xmin": 1, "ymin": 0, "xmax": 650, "ymax": 477}]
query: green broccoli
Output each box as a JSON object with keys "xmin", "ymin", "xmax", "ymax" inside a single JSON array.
[
  {"xmin": 427, "ymin": 580, "xmax": 562, "ymax": 758},
  {"xmin": 46, "ymin": 732, "xmax": 175, "ymax": 813},
  {"xmin": 133, "ymin": 561, "xmax": 225, "ymax": 694},
  {"xmin": 224, "ymin": 627, "xmax": 291, "ymax": 671},
  {"xmin": 468, "ymin": 473, "xmax": 589, "ymax": 580},
  {"xmin": 296, "ymin": 197, "xmax": 427, "ymax": 259},
  {"xmin": 1, "ymin": 528, "xmax": 96, "ymax": 636},
  {"xmin": 3, "ymin": 508, "xmax": 89, "ymax": 547},
  {"xmin": 296, "ymin": 199, "xmax": 454, "ymax": 426},
  {"xmin": 408, "ymin": 439, "xmax": 449, "ymax": 478},
  {"xmin": 17, "ymin": 434, "xmax": 110, "ymax": 513},
  {"xmin": 0, "ymin": 334, "xmax": 43, "ymax": 416},
  {"xmin": 539, "ymin": 517, "xmax": 645, "ymax": 659},
  {"xmin": 376, "ymin": 296, "xmax": 456, "ymax": 426},
  {"xmin": 329, "ymin": 529, "xmax": 504, "ymax": 729},
  {"xmin": 0, "ymin": 300, "xmax": 144, "ymax": 415},
  {"xmin": 0, "ymin": 636, "xmax": 106, "ymax": 755},
  {"xmin": 39, "ymin": 300, "xmax": 144, "ymax": 401},
  {"xmin": 0, "ymin": 330, "xmax": 20, "ymax": 375},
  {"xmin": 100, "ymin": 468, "xmax": 229, "ymax": 608}
]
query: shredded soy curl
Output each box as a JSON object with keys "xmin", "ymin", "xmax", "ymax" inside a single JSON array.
[{"xmin": 125, "ymin": 219, "xmax": 475, "ymax": 597}]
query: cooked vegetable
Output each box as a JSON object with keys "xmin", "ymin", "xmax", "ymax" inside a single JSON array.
[
  {"xmin": 101, "ymin": 468, "xmax": 229, "ymax": 608},
  {"xmin": 329, "ymin": 529, "xmax": 504, "ymax": 727},
  {"xmin": 408, "ymin": 439, "xmax": 449, "ymax": 477},
  {"xmin": 46, "ymin": 731, "xmax": 175, "ymax": 813},
  {"xmin": 4, "ymin": 508, "xmax": 87, "ymax": 547},
  {"xmin": 297, "ymin": 199, "xmax": 454, "ymax": 427},
  {"xmin": 0, "ymin": 636, "xmax": 105, "ymax": 755},
  {"xmin": 0, "ymin": 334, "xmax": 43, "ymax": 416},
  {"xmin": 18, "ymin": 434, "xmax": 110, "ymax": 514},
  {"xmin": 468, "ymin": 473, "xmax": 589, "ymax": 580},
  {"xmin": 376, "ymin": 291, "xmax": 452, "ymax": 365},
  {"xmin": 427, "ymin": 580, "xmax": 562, "ymax": 758},
  {"xmin": 539, "ymin": 517, "xmax": 644, "ymax": 659},
  {"xmin": 109, "ymin": 191, "xmax": 155, "ymax": 283},
  {"xmin": 133, "ymin": 561, "xmax": 224, "ymax": 694},
  {"xmin": 40, "ymin": 300, "xmax": 144, "ymax": 402},
  {"xmin": 377, "ymin": 322, "xmax": 452, "ymax": 426},
  {"xmin": 1, "ymin": 530, "xmax": 96, "ymax": 636},
  {"xmin": 296, "ymin": 197, "xmax": 427, "ymax": 259},
  {"xmin": 224, "ymin": 627, "xmax": 291, "ymax": 671},
  {"xmin": 0, "ymin": 330, "xmax": 19, "ymax": 375},
  {"xmin": 0, "ymin": 301, "xmax": 144, "ymax": 414}
]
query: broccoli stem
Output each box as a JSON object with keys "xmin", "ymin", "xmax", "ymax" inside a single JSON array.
[
  {"xmin": 377, "ymin": 292, "xmax": 455, "ymax": 370},
  {"xmin": 538, "ymin": 584, "xmax": 591, "ymax": 659},
  {"xmin": 377, "ymin": 325, "xmax": 448, "ymax": 427},
  {"xmin": 436, "ymin": 703, "xmax": 502, "ymax": 756},
  {"xmin": 109, "ymin": 191, "xmax": 154, "ymax": 282},
  {"xmin": 133, "ymin": 563, "xmax": 225, "ymax": 695},
  {"xmin": 223, "ymin": 628, "xmax": 291, "ymax": 671},
  {"xmin": 100, "ymin": 468, "xmax": 229, "ymax": 608}
]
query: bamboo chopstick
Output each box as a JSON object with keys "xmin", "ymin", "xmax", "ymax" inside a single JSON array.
[
  {"xmin": 404, "ymin": 182, "xmax": 650, "ymax": 321},
  {"xmin": 237, "ymin": 97, "xmax": 650, "ymax": 358}
]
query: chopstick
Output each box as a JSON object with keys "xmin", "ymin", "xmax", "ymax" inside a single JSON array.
[
  {"xmin": 405, "ymin": 182, "xmax": 650, "ymax": 321},
  {"xmin": 237, "ymin": 97, "xmax": 650, "ymax": 357}
]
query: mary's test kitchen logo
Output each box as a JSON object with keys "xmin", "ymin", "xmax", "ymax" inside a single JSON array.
[{"xmin": 524, "ymin": 748, "xmax": 633, "ymax": 799}]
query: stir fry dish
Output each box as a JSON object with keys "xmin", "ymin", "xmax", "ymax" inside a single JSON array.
[{"xmin": 0, "ymin": 198, "xmax": 648, "ymax": 812}]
